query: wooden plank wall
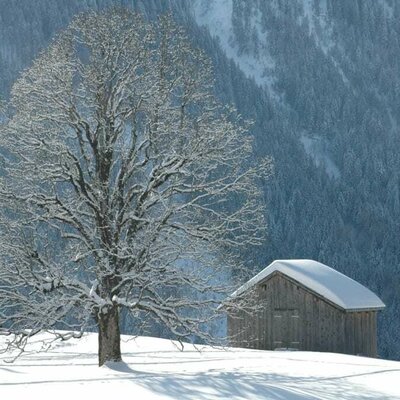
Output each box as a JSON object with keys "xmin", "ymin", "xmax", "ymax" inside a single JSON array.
[
  {"xmin": 227, "ymin": 272, "xmax": 378, "ymax": 357},
  {"xmin": 344, "ymin": 311, "xmax": 377, "ymax": 357}
]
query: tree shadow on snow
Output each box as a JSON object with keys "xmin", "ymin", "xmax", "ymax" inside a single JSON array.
[
  {"xmin": 1, "ymin": 364, "xmax": 398, "ymax": 399},
  {"xmin": 134, "ymin": 369, "xmax": 400, "ymax": 400},
  {"xmin": 103, "ymin": 361, "xmax": 136, "ymax": 373}
]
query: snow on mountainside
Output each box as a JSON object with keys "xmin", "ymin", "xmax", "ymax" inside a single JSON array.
[
  {"xmin": 192, "ymin": 0, "xmax": 275, "ymax": 92},
  {"xmin": 300, "ymin": 135, "xmax": 340, "ymax": 179},
  {"xmin": 192, "ymin": 0, "xmax": 341, "ymax": 177},
  {"xmin": 192, "ymin": 0, "xmax": 342, "ymax": 94},
  {"xmin": 1, "ymin": 332, "xmax": 400, "ymax": 399}
]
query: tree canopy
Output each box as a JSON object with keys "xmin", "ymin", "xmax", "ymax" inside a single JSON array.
[{"xmin": 0, "ymin": 10, "xmax": 270, "ymax": 365}]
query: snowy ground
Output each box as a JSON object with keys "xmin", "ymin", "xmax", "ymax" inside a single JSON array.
[{"xmin": 1, "ymin": 332, "xmax": 400, "ymax": 399}]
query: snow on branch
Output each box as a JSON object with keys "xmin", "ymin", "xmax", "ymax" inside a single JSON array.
[{"xmin": 0, "ymin": 10, "xmax": 271, "ymax": 361}]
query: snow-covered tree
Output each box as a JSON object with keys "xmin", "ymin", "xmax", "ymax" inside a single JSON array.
[{"xmin": 0, "ymin": 10, "xmax": 270, "ymax": 366}]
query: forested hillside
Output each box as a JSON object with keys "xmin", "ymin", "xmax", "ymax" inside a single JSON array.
[{"xmin": 0, "ymin": 0, "xmax": 399, "ymax": 359}]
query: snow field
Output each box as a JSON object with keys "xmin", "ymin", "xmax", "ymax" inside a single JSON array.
[{"xmin": 1, "ymin": 332, "xmax": 400, "ymax": 399}]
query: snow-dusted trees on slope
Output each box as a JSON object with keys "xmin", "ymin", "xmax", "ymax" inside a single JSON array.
[{"xmin": 0, "ymin": 10, "xmax": 271, "ymax": 365}]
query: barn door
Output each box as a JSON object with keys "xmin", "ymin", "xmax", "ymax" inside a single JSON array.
[{"xmin": 272, "ymin": 309, "xmax": 300, "ymax": 350}]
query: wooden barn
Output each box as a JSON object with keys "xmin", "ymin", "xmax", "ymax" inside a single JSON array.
[{"xmin": 226, "ymin": 259, "xmax": 385, "ymax": 357}]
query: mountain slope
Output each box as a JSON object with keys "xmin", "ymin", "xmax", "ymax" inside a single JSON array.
[
  {"xmin": 0, "ymin": 0, "xmax": 399, "ymax": 359},
  {"xmin": 191, "ymin": 0, "xmax": 400, "ymax": 360}
]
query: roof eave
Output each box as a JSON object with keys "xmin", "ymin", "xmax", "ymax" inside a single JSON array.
[{"xmin": 344, "ymin": 306, "xmax": 386, "ymax": 312}]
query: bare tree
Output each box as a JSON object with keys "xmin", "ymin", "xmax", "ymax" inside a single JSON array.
[{"xmin": 0, "ymin": 10, "xmax": 271, "ymax": 366}]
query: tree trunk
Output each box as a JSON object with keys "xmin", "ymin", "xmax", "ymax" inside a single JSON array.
[{"xmin": 98, "ymin": 305, "xmax": 122, "ymax": 366}]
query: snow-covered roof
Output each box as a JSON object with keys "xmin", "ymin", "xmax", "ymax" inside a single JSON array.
[{"xmin": 231, "ymin": 259, "xmax": 385, "ymax": 311}]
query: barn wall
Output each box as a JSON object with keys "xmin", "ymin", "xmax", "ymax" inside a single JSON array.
[
  {"xmin": 344, "ymin": 311, "xmax": 377, "ymax": 357},
  {"xmin": 227, "ymin": 272, "xmax": 378, "ymax": 357}
]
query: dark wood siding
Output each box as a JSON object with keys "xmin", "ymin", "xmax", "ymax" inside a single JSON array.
[
  {"xmin": 227, "ymin": 272, "xmax": 379, "ymax": 357},
  {"xmin": 344, "ymin": 310, "xmax": 378, "ymax": 357}
]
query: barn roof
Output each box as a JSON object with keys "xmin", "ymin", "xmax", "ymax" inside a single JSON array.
[{"xmin": 231, "ymin": 259, "xmax": 385, "ymax": 311}]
